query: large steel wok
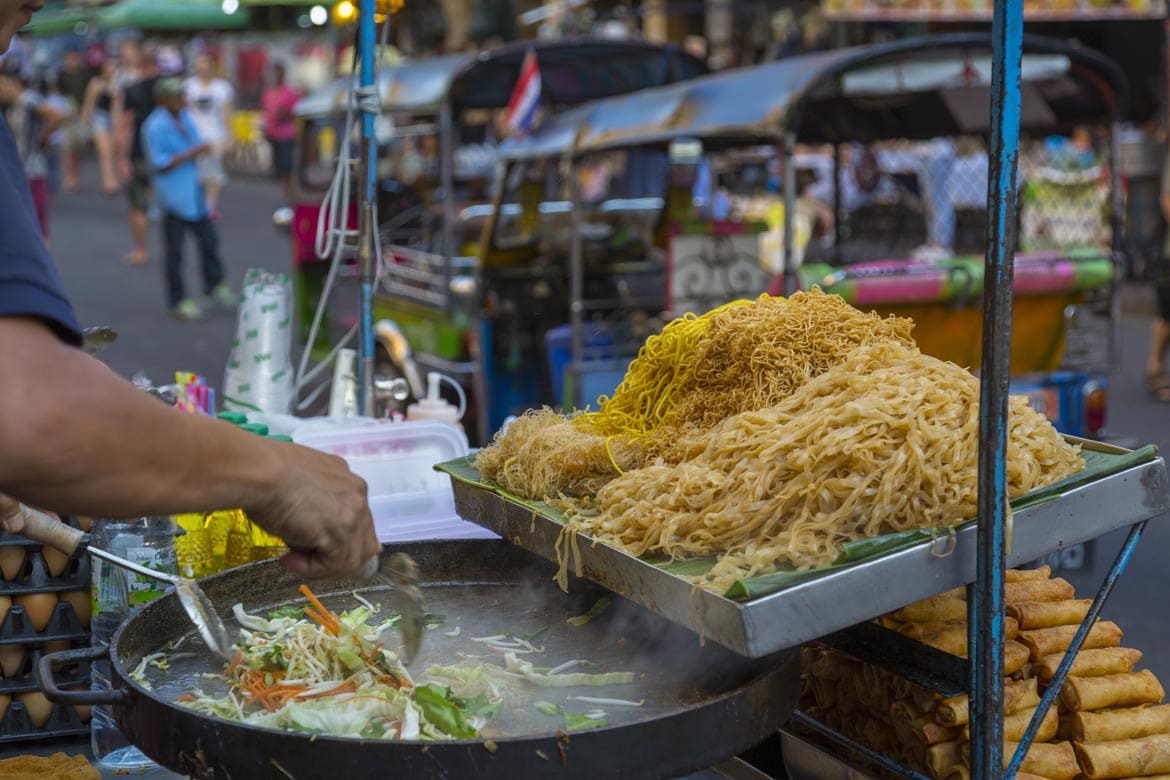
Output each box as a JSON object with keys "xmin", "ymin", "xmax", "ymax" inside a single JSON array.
[{"xmin": 41, "ymin": 541, "xmax": 799, "ymax": 779}]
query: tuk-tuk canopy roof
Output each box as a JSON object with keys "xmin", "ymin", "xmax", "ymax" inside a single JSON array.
[
  {"xmin": 499, "ymin": 33, "xmax": 1126, "ymax": 161},
  {"xmin": 295, "ymin": 38, "xmax": 707, "ymax": 119}
]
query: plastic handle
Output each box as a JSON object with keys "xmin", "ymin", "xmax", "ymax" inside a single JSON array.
[
  {"xmin": 18, "ymin": 505, "xmax": 86, "ymax": 556},
  {"xmin": 39, "ymin": 646, "xmax": 129, "ymax": 707}
]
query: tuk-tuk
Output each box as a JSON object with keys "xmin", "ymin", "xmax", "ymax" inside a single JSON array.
[
  {"xmin": 288, "ymin": 39, "xmax": 707, "ymax": 437},
  {"xmin": 480, "ymin": 33, "xmax": 1125, "ymax": 443}
]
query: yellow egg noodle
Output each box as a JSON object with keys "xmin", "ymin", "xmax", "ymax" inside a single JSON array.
[{"xmin": 473, "ymin": 291, "xmax": 1085, "ymax": 596}]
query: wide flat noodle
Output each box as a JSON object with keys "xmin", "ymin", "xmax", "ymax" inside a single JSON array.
[{"xmin": 581, "ymin": 342, "xmax": 1082, "ymax": 591}]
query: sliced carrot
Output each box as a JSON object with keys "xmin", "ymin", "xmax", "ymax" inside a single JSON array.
[{"xmin": 299, "ymin": 584, "xmax": 340, "ymax": 635}]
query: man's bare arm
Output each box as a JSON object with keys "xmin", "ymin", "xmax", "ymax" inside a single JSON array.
[{"xmin": 0, "ymin": 318, "xmax": 379, "ymax": 577}]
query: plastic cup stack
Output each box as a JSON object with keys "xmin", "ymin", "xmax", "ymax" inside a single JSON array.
[{"xmin": 222, "ymin": 269, "xmax": 294, "ymax": 415}]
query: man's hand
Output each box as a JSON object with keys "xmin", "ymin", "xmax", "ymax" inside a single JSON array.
[
  {"xmin": 243, "ymin": 441, "xmax": 380, "ymax": 580},
  {"xmin": 0, "ymin": 494, "xmax": 21, "ymax": 534}
]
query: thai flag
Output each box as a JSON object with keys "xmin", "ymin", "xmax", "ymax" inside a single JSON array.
[{"xmin": 504, "ymin": 49, "xmax": 541, "ymax": 137}]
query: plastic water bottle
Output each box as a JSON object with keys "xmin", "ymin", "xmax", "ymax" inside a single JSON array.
[{"xmin": 90, "ymin": 517, "xmax": 183, "ymax": 779}]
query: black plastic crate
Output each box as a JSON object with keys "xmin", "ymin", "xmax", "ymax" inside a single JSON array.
[
  {"xmin": 0, "ymin": 695, "xmax": 90, "ymax": 743},
  {"xmin": 0, "ymin": 516, "xmax": 93, "ymax": 595},
  {"xmin": 0, "ymin": 602, "xmax": 90, "ymax": 647}
]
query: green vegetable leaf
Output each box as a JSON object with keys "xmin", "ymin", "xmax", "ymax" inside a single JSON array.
[
  {"xmin": 413, "ymin": 684, "xmax": 478, "ymax": 739},
  {"xmin": 564, "ymin": 711, "xmax": 607, "ymax": 731},
  {"xmin": 567, "ymin": 597, "xmax": 611, "ymax": 626},
  {"xmin": 535, "ymin": 701, "xmax": 561, "ymax": 717},
  {"xmin": 360, "ymin": 720, "xmax": 388, "ymax": 739},
  {"xmin": 461, "ymin": 693, "xmax": 502, "ymax": 719},
  {"xmin": 262, "ymin": 644, "xmax": 287, "ymax": 671},
  {"xmin": 267, "ymin": 605, "xmax": 305, "ymax": 620},
  {"xmin": 336, "ymin": 644, "xmax": 364, "ymax": 674}
]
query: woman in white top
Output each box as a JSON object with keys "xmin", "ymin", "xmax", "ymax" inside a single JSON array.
[{"xmin": 183, "ymin": 52, "xmax": 233, "ymax": 217}]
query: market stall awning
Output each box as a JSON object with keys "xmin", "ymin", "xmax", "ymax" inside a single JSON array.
[
  {"xmin": 22, "ymin": 2, "xmax": 96, "ymax": 36},
  {"xmin": 498, "ymin": 33, "xmax": 1127, "ymax": 161},
  {"xmin": 95, "ymin": 0, "xmax": 250, "ymax": 31},
  {"xmin": 296, "ymin": 38, "xmax": 708, "ymax": 118}
]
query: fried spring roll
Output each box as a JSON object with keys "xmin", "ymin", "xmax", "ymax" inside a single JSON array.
[
  {"xmin": 1060, "ymin": 670, "xmax": 1165, "ymax": 712},
  {"xmin": 912, "ymin": 714, "xmax": 962, "ymax": 746},
  {"xmin": 897, "ymin": 617, "xmax": 1019, "ymax": 643},
  {"xmin": 936, "ymin": 678, "xmax": 1040, "ymax": 727},
  {"xmin": 1074, "ymin": 734, "xmax": 1170, "ymax": 779},
  {"xmin": 1060, "ymin": 703, "xmax": 1170, "ymax": 742},
  {"xmin": 927, "ymin": 740, "xmax": 962, "ymax": 779},
  {"xmin": 1005, "ymin": 640, "xmax": 1031, "ymax": 676},
  {"xmin": 961, "ymin": 704, "xmax": 1057, "ymax": 743},
  {"xmin": 1005, "ymin": 740, "xmax": 1079, "ymax": 780},
  {"xmin": 1018, "ymin": 621, "xmax": 1124, "ymax": 660},
  {"xmin": 889, "ymin": 589, "xmax": 967, "ymax": 622},
  {"xmin": 1036, "ymin": 647, "xmax": 1143, "ymax": 683},
  {"xmin": 1007, "ymin": 599, "xmax": 1093, "ymax": 630},
  {"xmin": 1005, "ymin": 577, "xmax": 1075, "ymax": 603},
  {"xmin": 1007, "ymin": 565, "xmax": 1052, "ymax": 582},
  {"xmin": 943, "ymin": 764, "xmax": 969, "ymax": 780}
]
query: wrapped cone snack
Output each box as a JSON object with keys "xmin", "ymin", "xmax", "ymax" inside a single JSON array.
[
  {"xmin": 1073, "ymin": 733, "xmax": 1170, "ymax": 779},
  {"xmin": 1018, "ymin": 621, "xmax": 1124, "ymax": 659},
  {"xmin": 1059, "ymin": 703, "xmax": 1170, "ymax": 742},
  {"xmin": 1007, "ymin": 599, "xmax": 1092, "ymax": 630},
  {"xmin": 1059, "ymin": 670, "xmax": 1164, "ymax": 712},
  {"xmin": 1035, "ymin": 647, "xmax": 1142, "ymax": 683}
]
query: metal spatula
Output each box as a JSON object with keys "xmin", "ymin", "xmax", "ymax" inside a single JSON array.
[
  {"xmin": 17, "ymin": 507, "xmax": 235, "ymax": 662},
  {"xmin": 359, "ymin": 552, "xmax": 426, "ymax": 664}
]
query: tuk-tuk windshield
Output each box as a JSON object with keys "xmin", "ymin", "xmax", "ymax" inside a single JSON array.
[{"xmin": 491, "ymin": 150, "xmax": 668, "ymax": 256}]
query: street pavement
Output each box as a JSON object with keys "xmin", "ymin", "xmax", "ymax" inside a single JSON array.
[{"xmin": 48, "ymin": 163, "xmax": 1170, "ymax": 682}]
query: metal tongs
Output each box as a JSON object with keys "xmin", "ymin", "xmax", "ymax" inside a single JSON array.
[
  {"xmin": 359, "ymin": 552, "xmax": 426, "ymax": 664},
  {"xmin": 17, "ymin": 506, "xmax": 235, "ymax": 661}
]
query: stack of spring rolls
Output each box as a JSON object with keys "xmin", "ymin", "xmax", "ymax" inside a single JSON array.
[{"xmin": 801, "ymin": 566, "xmax": 1170, "ymax": 780}]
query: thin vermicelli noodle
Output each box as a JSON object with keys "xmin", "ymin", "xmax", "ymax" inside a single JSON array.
[{"xmin": 569, "ymin": 343, "xmax": 1082, "ymax": 593}]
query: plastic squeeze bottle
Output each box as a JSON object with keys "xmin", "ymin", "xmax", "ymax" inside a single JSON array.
[{"xmin": 406, "ymin": 372, "xmax": 464, "ymax": 431}]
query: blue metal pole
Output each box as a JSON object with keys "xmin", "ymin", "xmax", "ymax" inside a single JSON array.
[
  {"xmin": 969, "ymin": 4, "xmax": 1023, "ymax": 778},
  {"xmin": 356, "ymin": 0, "xmax": 378, "ymax": 415}
]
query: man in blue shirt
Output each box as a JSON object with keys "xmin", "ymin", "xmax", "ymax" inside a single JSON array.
[
  {"xmin": 0, "ymin": 9, "xmax": 378, "ymax": 580},
  {"xmin": 141, "ymin": 77, "xmax": 232, "ymax": 321}
]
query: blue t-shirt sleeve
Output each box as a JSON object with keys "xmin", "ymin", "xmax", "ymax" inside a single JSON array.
[
  {"xmin": 143, "ymin": 114, "xmax": 176, "ymax": 172},
  {"xmin": 0, "ymin": 113, "xmax": 82, "ymax": 346}
]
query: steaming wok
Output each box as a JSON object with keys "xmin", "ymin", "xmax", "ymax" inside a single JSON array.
[{"xmin": 42, "ymin": 541, "xmax": 799, "ymax": 779}]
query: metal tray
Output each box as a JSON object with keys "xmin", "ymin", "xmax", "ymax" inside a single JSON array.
[{"xmin": 450, "ymin": 450, "xmax": 1169, "ymax": 658}]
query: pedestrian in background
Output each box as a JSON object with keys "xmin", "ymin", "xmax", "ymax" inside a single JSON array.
[
  {"xmin": 56, "ymin": 48, "xmax": 90, "ymax": 193},
  {"xmin": 1147, "ymin": 151, "xmax": 1170, "ymax": 403},
  {"xmin": 112, "ymin": 40, "xmax": 157, "ymax": 266},
  {"xmin": 142, "ymin": 77, "xmax": 233, "ymax": 321},
  {"xmin": 262, "ymin": 61, "xmax": 297, "ymax": 215},
  {"xmin": 42, "ymin": 75, "xmax": 72, "ymax": 196},
  {"xmin": 0, "ymin": 69, "xmax": 63, "ymax": 241},
  {"xmin": 184, "ymin": 51, "xmax": 232, "ymax": 219},
  {"xmin": 81, "ymin": 58, "xmax": 119, "ymax": 195}
]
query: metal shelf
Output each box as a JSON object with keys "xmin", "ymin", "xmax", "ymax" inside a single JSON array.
[{"xmin": 450, "ymin": 450, "xmax": 1169, "ymax": 659}]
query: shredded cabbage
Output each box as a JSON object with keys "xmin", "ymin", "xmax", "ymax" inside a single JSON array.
[{"xmin": 179, "ymin": 601, "xmax": 639, "ymax": 743}]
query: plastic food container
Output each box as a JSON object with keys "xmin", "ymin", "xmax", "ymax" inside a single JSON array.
[{"xmin": 294, "ymin": 420, "xmax": 498, "ymax": 543}]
